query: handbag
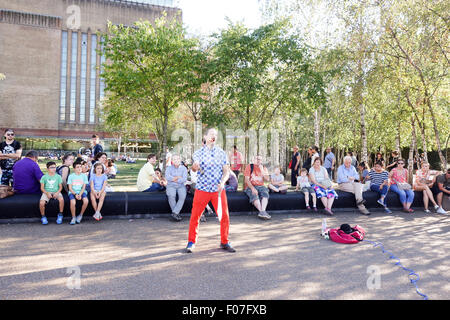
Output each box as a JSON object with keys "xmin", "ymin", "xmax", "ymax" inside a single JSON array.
[
  {"xmin": 288, "ymin": 160, "xmax": 292, "ymax": 169},
  {"xmin": 397, "ymin": 182, "xmax": 412, "ymax": 190},
  {"xmin": 322, "ymin": 178, "xmax": 333, "ymax": 189}
]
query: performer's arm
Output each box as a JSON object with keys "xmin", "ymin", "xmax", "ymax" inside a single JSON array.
[
  {"xmin": 191, "ymin": 161, "xmax": 200, "ymax": 172},
  {"xmin": 218, "ymin": 164, "xmax": 230, "ymax": 193},
  {"xmin": 191, "ymin": 150, "xmax": 201, "ymax": 172}
]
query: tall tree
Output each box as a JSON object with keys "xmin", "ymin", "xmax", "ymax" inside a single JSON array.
[
  {"xmin": 378, "ymin": 0, "xmax": 449, "ymax": 169},
  {"xmin": 101, "ymin": 15, "xmax": 208, "ymax": 171},
  {"xmin": 207, "ymin": 20, "xmax": 327, "ymax": 162}
]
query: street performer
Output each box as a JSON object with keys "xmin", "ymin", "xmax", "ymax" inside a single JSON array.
[{"xmin": 185, "ymin": 128, "xmax": 236, "ymax": 253}]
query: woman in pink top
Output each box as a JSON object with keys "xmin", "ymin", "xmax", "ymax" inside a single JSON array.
[
  {"xmin": 413, "ymin": 162, "xmax": 441, "ymax": 213},
  {"xmin": 389, "ymin": 159, "xmax": 414, "ymax": 212}
]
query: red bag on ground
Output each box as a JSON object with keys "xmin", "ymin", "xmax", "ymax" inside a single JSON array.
[{"xmin": 329, "ymin": 224, "xmax": 366, "ymax": 244}]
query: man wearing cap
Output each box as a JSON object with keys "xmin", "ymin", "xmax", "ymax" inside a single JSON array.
[
  {"xmin": 186, "ymin": 128, "xmax": 235, "ymax": 253},
  {"xmin": 435, "ymin": 169, "xmax": 450, "ymax": 214},
  {"xmin": 0, "ymin": 129, "xmax": 22, "ymax": 186}
]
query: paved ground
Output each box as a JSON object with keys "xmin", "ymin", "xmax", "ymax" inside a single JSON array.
[{"xmin": 0, "ymin": 210, "xmax": 449, "ymax": 300}]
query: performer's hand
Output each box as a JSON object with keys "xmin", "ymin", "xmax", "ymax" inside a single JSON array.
[{"xmin": 191, "ymin": 162, "xmax": 200, "ymax": 172}]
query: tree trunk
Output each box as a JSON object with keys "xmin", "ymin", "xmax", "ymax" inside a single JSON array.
[
  {"xmin": 416, "ymin": 117, "xmax": 428, "ymax": 163},
  {"xmin": 321, "ymin": 128, "xmax": 326, "ymax": 161},
  {"xmin": 425, "ymin": 93, "xmax": 446, "ymax": 170},
  {"xmin": 405, "ymin": 90, "xmax": 428, "ymax": 163},
  {"xmin": 280, "ymin": 116, "xmax": 287, "ymax": 173},
  {"xmin": 408, "ymin": 117, "xmax": 417, "ymax": 184},
  {"xmin": 360, "ymin": 101, "xmax": 368, "ymax": 163},
  {"xmin": 117, "ymin": 135, "xmax": 122, "ymax": 157},
  {"xmin": 314, "ymin": 109, "xmax": 320, "ymax": 149},
  {"xmin": 395, "ymin": 123, "xmax": 401, "ymax": 154},
  {"xmin": 162, "ymin": 109, "xmax": 169, "ymax": 173}
]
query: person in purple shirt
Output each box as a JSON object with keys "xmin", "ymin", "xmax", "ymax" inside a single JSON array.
[
  {"xmin": 225, "ymin": 170, "xmax": 238, "ymax": 192},
  {"xmin": 13, "ymin": 150, "xmax": 44, "ymax": 194}
]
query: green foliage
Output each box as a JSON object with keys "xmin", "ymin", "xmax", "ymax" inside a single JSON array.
[
  {"xmin": 98, "ymin": 2, "xmax": 448, "ymax": 168},
  {"xmin": 100, "ymin": 14, "xmax": 209, "ymax": 167},
  {"xmin": 205, "ymin": 20, "xmax": 328, "ymax": 131}
]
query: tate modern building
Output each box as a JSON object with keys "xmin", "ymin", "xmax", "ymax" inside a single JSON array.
[{"xmin": 0, "ymin": 0, "xmax": 180, "ymax": 141}]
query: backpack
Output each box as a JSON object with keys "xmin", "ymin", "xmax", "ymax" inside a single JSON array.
[
  {"xmin": 328, "ymin": 224, "xmax": 366, "ymax": 244},
  {"xmin": 56, "ymin": 165, "xmax": 69, "ymax": 177},
  {"xmin": 242, "ymin": 163, "xmax": 255, "ymax": 189}
]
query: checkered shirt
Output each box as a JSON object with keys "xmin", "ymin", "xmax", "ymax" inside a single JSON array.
[{"xmin": 193, "ymin": 145, "xmax": 229, "ymax": 193}]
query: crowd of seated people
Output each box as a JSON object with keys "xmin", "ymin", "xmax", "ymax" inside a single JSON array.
[{"xmin": 1, "ymin": 130, "xmax": 448, "ymax": 225}]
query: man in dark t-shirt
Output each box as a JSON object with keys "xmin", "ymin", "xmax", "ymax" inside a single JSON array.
[
  {"xmin": 0, "ymin": 129, "xmax": 22, "ymax": 186},
  {"xmin": 91, "ymin": 134, "xmax": 103, "ymax": 158},
  {"xmin": 435, "ymin": 169, "xmax": 450, "ymax": 214}
]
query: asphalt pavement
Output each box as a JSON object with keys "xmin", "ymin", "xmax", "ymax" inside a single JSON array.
[{"xmin": 0, "ymin": 210, "xmax": 449, "ymax": 300}]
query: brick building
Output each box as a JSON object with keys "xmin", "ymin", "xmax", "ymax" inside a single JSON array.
[{"xmin": 0, "ymin": 0, "xmax": 180, "ymax": 142}]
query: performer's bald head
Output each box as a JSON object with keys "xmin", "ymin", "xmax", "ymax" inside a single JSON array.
[{"xmin": 205, "ymin": 128, "xmax": 218, "ymax": 145}]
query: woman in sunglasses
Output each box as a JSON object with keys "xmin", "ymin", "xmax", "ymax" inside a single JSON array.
[
  {"xmin": 389, "ymin": 159, "xmax": 415, "ymax": 213},
  {"xmin": 413, "ymin": 162, "xmax": 443, "ymax": 213},
  {"xmin": 0, "ymin": 129, "xmax": 22, "ymax": 186}
]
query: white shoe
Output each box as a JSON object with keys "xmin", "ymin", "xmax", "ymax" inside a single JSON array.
[
  {"xmin": 258, "ymin": 211, "xmax": 271, "ymax": 220},
  {"xmin": 76, "ymin": 215, "xmax": 83, "ymax": 224},
  {"xmin": 424, "ymin": 209, "xmax": 431, "ymax": 214},
  {"xmin": 93, "ymin": 211, "xmax": 100, "ymax": 221},
  {"xmin": 436, "ymin": 207, "xmax": 447, "ymax": 215}
]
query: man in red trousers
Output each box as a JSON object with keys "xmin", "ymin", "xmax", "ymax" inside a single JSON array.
[{"xmin": 186, "ymin": 128, "xmax": 236, "ymax": 253}]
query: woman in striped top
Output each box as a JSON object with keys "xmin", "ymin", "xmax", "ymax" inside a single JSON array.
[
  {"xmin": 389, "ymin": 159, "xmax": 415, "ymax": 213},
  {"xmin": 367, "ymin": 161, "xmax": 391, "ymax": 213}
]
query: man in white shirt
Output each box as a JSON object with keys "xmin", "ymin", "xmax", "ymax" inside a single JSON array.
[
  {"xmin": 137, "ymin": 154, "xmax": 159, "ymax": 192},
  {"xmin": 337, "ymin": 156, "xmax": 370, "ymax": 215}
]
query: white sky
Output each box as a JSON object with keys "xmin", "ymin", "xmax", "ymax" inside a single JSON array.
[{"xmin": 177, "ymin": 0, "xmax": 262, "ymax": 37}]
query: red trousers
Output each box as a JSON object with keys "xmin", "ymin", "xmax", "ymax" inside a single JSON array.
[{"xmin": 188, "ymin": 189, "xmax": 230, "ymax": 245}]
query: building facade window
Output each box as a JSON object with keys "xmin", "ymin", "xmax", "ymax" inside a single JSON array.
[
  {"xmin": 89, "ymin": 34, "xmax": 97, "ymax": 124},
  {"xmin": 69, "ymin": 32, "xmax": 78, "ymax": 122},
  {"xmin": 99, "ymin": 37, "xmax": 106, "ymax": 101},
  {"xmin": 79, "ymin": 33, "xmax": 87, "ymax": 124},
  {"xmin": 59, "ymin": 31, "xmax": 68, "ymax": 122}
]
